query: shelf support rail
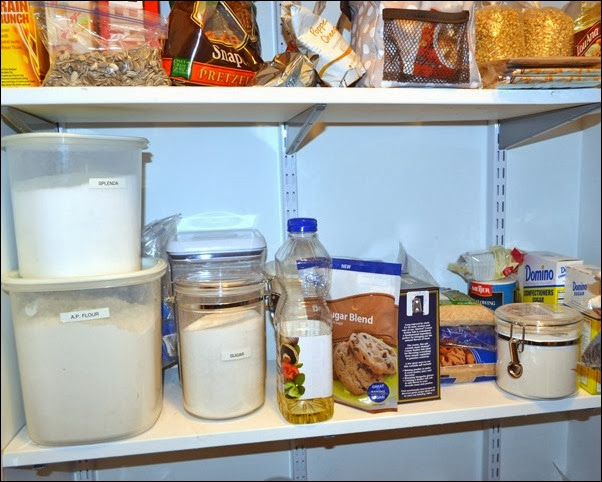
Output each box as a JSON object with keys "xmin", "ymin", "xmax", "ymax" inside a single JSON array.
[
  {"xmin": 487, "ymin": 122, "xmax": 507, "ymax": 248},
  {"xmin": 498, "ymin": 103, "xmax": 600, "ymax": 150},
  {"xmin": 1, "ymin": 106, "xmax": 58, "ymax": 133},
  {"xmin": 290, "ymin": 440, "xmax": 308, "ymax": 481},
  {"xmin": 279, "ymin": 104, "xmax": 327, "ymax": 237},
  {"xmin": 483, "ymin": 423, "xmax": 502, "ymax": 481}
]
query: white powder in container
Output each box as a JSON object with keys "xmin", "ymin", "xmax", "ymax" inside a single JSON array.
[
  {"xmin": 495, "ymin": 303, "xmax": 583, "ymax": 399},
  {"xmin": 12, "ymin": 173, "xmax": 141, "ymax": 278},
  {"xmin": 13, "ymin": 292, "xmax": 162, "ymax": 445},
  {"xmin": 180, "ymin": 307, "xmax": 266, "ymax": 419}
]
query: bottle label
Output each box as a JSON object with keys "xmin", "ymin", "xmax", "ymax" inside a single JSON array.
[
  {"xmin": 574, "ymin": 21, "xmax": 601, "ymax": 57},
  {"xmin": 278, "ymin": 330, "xmax": 333, "ymax": 400}
]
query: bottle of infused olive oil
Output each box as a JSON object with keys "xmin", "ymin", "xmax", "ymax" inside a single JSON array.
[
  {"xmin": 573, "ymin": 1, "xmax": 601, "ymax": 56},
  {"xmin": 274, "ymin": 218, "xmax": 334, "ymax": 424}
]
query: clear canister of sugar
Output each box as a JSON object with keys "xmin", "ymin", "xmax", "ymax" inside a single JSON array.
[{"xmin": 174, "ymin": 271, "xmax": 267, "ymax": 419}]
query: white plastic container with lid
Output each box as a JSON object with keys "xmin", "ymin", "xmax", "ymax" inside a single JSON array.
[
  {"xmin": 166, "ymin": 228, "xmax": 267, "ymax": 282},
  {"xmin": 1, "ymin": 258, "xmax": 166, "ymax": 445},
  {"xmin": 495, "ymin": 302, "xmax": 583, "ymax": 399},
  {"xmin": 1, "ymin": 133, "xmax": 148, "ymax": 278}
]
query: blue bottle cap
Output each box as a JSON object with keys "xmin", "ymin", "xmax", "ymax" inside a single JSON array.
[{"xmin": 287, "ymin": 217, "xmax": 317, "ymax": 233}]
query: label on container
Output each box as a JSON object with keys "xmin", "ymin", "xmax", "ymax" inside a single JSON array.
[
  {"xmin": 574, "ymin": 21, "xmax": 601, "ymax": 57},
  {"xmin": 221, "ymin": 347, "xmax": 251, "ymax": 361},
  {"xmin": 60, "ymin": 308, "xmax": 110, "ymax": 323},
  {"xmin": 278, "ymin": 330, "xmax": 332, "ymax": 400},
  {"xmin": 469, "ymin": 279, "xmax": 517, "ymax": 311},
  {"xmin": 89, "ymin": 178, "xmax": 128, "ymax": 189},
  {"xmin": 521, "ymin": 286, "xmax": 566, "ymax": 305}
]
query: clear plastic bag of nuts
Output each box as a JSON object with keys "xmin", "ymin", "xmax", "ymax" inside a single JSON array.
[{"xmin": 30, "ymin": 1, "xmax": 171, "ymax": 86}]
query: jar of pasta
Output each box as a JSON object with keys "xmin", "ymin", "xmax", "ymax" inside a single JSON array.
[
  {"xmin": 475, "ymin": 3, "xmax": 525, "ymax": 63},
  {"xmin": 523, "ymin": 6, "xmax": 574, "ymax": 57}
]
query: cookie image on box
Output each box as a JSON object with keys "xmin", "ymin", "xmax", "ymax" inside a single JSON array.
[
  {"xmin": 333, "ymin": 341, "xmax": 382, "ymax": 395},
  {"xmin": 349, "ymin": 332, "xmax": 397, "ymax": 375},
  {"xmin": 333, "ymin": 333, "xmax": 397, "ymax": 395}
]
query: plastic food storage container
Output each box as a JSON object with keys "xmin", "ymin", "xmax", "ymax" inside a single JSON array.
[
  {"xmin": 495, "ymin": 303, "xmax": 583, "ymax": 399},
  {"xmin": 1, "ymin": 133, "xmax": 148, "ymax": 278},
  {"xmin": 174, "ymin": 271, "xmax": 267, "ymax": 419},
  {"xmin": 166, "ymin": 228, "xmax": 267, "ymax": 283},
  {"xmin": 1, "ymin": 258, "xmax": 166, "ymax": 445}
]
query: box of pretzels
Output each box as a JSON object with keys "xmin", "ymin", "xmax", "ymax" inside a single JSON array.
[{"xmin": 397, "ymin": 275, "xmax": 440, "ymax": 403}]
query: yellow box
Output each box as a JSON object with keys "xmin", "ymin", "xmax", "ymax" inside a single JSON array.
[
  {"xmin": 1, "ymin": 1, "xmax": 48, "ymax": 87},
  {"xmin": 578, "ymin": 314, "xmax": 601, "ymax": 395},
  {"xmin": 518, "ymin": 251, "xmax": 583, "ymax": 305}
]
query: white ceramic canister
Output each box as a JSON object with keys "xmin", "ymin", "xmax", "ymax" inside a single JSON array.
[
  {"xmin": 174, "ymin": 270, "xmax": 267, "ymax": 419},
  {"xmin": 495, "ymin": 303, "xmax": 583, "ymax": 399}
]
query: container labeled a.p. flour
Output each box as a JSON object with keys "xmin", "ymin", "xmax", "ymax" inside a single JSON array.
[
  {"xmin": 495, "ymin": 303, "xmax": 583, "ymax": 399},
  {"xmin": 1, "ymin": 258, "xmax": 166, "ymax": 445}
]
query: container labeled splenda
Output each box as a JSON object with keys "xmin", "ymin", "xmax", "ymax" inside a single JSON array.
[
  {"xmin": 1, "ymin": 258, "xmax": 166, "ymax": 445},
  {"xmin": 174, "ymin": 271, "xmax": 267, "ymax": 419},
  {"xmin": 1, "ymin": 133, "xmax": 147, "ymax": 278},
  {"xmin": 495, "ymin": 303, "xmax": 583, "ymax": 399}
]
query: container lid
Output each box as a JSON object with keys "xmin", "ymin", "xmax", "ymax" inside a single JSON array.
[
  {"xmin": 1, "ymin": 258, "xmax": 166, "ymax": 292},
  {"xmin": 495, "ymin": 302, "xmax": 582, "ymax": 328},
  {"xmin": 166, "ymin": 229, "xmax": 266, "ymax": 258},
  {"xmin": 288, "ymin": 217, "xmax": 317, "ymax": 233},
  {"xmin": 1, "ymin": 132, "xmax": 149, "ymax": 150}
]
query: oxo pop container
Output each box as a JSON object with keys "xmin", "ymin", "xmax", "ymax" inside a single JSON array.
[
  {"xmin": 1, "ymin": 133, "xmax": 148, "ymax": 278},
  {"xmin": 166, "ymin": 229, "xmax": 267, "ymax": 283},
  {"xmin": 495, "ymin": 303, "xmax": 583, "ymax": 399},
  {"xmin": 1, "ymin": 258, "xmax": 166, "ymax": 445}
]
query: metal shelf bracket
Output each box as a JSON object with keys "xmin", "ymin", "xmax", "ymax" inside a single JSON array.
[
  {"xmin": 1, "ymin": 106, "xmax": 58, "ymax": 133},
  {"xmin": 284, "ymin": 104, "xmax": 326, "ymax": 155},
  {"xmin": 498, "ymin": 103, "xmax": 601, "ymax": 150}
]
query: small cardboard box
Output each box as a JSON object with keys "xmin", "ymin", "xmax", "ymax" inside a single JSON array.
[
  {"xmin": 1, "ymin": 1, "xmax": 49, "ymax": 87},
  {"xmin": 518, "ymin": 251, "xmax": 583, "ymax": 305},
  {"xmin": 563, "ymin": 264, "xmax": 601, "ymax": 319},
  {"xmin": 397, "ymin": 275, "xmax": 440, "ymax": 403},
  {"xmin": 577, "ymin": 314, "xmax": 600, "ymax": 395}
]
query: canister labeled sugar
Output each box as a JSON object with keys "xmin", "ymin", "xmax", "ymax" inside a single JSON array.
[{"xmin": 180, "ymin": 307, "xmax": 265, "ymax": 419}]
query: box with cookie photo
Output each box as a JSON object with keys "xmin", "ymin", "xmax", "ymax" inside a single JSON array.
[
  {"xmin": 439, "ymin": 289, "xmax": 496, "ymax": 384},
  {"xmin": 327, "ymin": 258, "xmax": 402, "ymax": 412}
]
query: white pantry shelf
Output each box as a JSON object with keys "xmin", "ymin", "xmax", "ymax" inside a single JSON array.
[
  {"xmin": 1, "ymin": 86, "xmax": 600, "ymax": 125},
  {"xmin": 2, "ymin": 365, "xmax": 600, "ymax": 469}
]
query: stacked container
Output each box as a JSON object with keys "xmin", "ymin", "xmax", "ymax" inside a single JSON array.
[
  {"xmin": 166, "ymin": 228, "xmax": 268, "ymax": 419},
  {"xmin": 1, "ymin": 133, "xmax": 166, "ymax": 445}
]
